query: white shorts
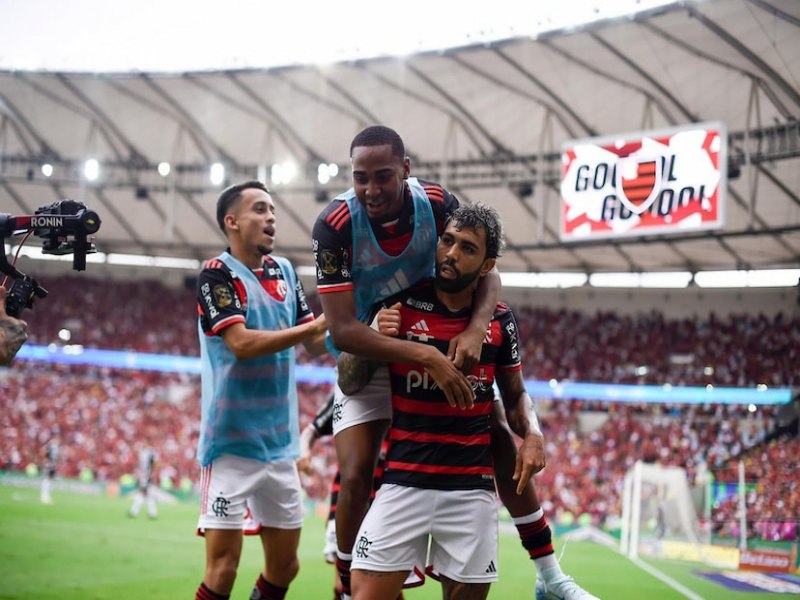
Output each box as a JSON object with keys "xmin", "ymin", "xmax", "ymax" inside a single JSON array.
[
  {"xmin": 323, "ymin": 515, "xmax": 426, "ymax": 587},
  {"xmin": 332, "ymin": 365, "xmax": 392, "ymax": 436},
  {"xmin": 197, "ymin": 454, "xmax": 304, "ymax": 532},
  {"xmin": 351, "ymin": 483, "xmax": 499, "ymax": 584}
]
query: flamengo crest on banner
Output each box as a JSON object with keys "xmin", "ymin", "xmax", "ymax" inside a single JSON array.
[{"xmin": 560, "ymin": 122, "xmax": 727, "ymax": 241}]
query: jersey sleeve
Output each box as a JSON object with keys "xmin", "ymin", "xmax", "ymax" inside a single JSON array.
[
  {"xmin": 312, "ymin": 200, "xmax": 354, "ymax": 295},
  {"xmin": 496, "ymin": 306, "xmax": 522, "ymax": 372},
  {"xmin": 197, "ymin": 263, "xmax": 246, "ymax": 336},
  {"xmin": 294, "ymin": 274, "xmax": 315, "ymax": 325}
]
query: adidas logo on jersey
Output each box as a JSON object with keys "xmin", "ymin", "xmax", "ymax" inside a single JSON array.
[{"xmin": 406, "ymin": 319, "xmax": 431, "ymax": 343}]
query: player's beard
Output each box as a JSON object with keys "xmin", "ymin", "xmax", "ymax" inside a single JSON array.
[
  {"xmin": 435, "ymin": 260, "xmax": 481, "ymax": 294},
  {"xmin": 257, "ymin": 243, "xmax": 273, "ymax": 255}
]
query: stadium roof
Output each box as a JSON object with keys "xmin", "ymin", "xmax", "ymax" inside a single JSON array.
[{"xmin": 0, "ymin": 0, "xmax": 798, "ymax": 277}]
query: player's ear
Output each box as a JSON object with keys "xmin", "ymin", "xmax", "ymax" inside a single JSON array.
[
  {"xmin": 479, "ymin": 258, "xmax": 496, "ymax": 277},
  {"xmin": 402, "ymin": 157, "xmax": 410, "ymax": 179},
  {"xmin": 224, "ymin": 213, "xmax": 239, "ymax": 231}
]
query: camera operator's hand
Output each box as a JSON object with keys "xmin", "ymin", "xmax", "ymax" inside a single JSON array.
[{"xmin": 0, "ymin": 286, "xmax": 28, "ymax": 366}]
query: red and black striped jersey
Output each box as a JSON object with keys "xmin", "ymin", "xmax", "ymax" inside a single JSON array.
[
  {"xmin": 312, "ymin": 179, "xmax": 458, "ymax": 296},
  {"xmin": 197, "ymin": 253, "xmax": 315, "ymax": 336},
  {"xmin": 381, "ymin": 279, "xmax": 522, "ymax": 491}
]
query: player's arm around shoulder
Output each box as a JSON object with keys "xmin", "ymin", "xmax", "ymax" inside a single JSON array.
[
  {"xmin": 221, "ymin": 314, "xmax": 326, "ymax": 361},
  {"xmin": 335, "ymin": 302, "xmax": 399, "ymax": 395},
  {"xmin": 197, "ymin": 261, "xmax": 326, "ymax": 361},
  {"xmin": 448, "ymin": 266, "xmax": 502, "ymax": 371}
]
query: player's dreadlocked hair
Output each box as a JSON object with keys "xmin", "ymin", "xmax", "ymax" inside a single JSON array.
[
  {"xmin": 216, "ymin": 180, "xmax": 270, "ymax": 234},
  {"xmin": 447, "ymin": 202, "xmax": 505, "ymax": 259},
  {"xmin": 350, "ymin": 125, "xmax": 405, "ymax": 159}
]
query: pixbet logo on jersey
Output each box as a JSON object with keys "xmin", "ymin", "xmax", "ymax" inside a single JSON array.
[{"xmin": 560, "ymin": 123, "xmax": 726, "ymax": 241}]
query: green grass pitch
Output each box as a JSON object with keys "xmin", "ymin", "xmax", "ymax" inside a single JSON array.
[{"xmin": 0, "ymin": 485, "xmax": 779, "ymax": 599}]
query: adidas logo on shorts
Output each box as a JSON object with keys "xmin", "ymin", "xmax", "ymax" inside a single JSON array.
[{"xmin": 485, "ymin": 560, "xmax": 497, "ymax": 574}]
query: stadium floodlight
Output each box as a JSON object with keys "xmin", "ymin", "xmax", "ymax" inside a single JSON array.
[
  {"xmin": 209, "ymin": 162, "xmax": 225, "ymax": 185},
  {"xmin": 271, "ymin": 162, "xmax": 297, "ymax": 185},
  {"xmin": 157, "ymin": 161, "xmax": 171, "ymax": 177},
  {"xmin": 41, "ymin": 163, "xmax": 54, "ymax": 177},
  {"xmin": 317, "ymin": 162, "xmax": 339, "ymax": 184},
  {"xmin": 84, "ymin": 158, "xmax": 100, "ymax": 181}
]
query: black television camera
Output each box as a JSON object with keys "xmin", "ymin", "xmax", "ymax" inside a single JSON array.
[{"xmin": 0, "ymin": 200, "xmax": 101, "ymax": 318}]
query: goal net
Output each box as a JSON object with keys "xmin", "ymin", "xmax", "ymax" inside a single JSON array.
[{"xmin": 620, "ymin": 461, "xmax": 710, "ymax": 562}]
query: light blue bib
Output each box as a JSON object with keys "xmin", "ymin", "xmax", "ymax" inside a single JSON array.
[
  {"xmin": 197, "ymin": 252, "xmax": 300, "ymax": 466},
  {"xmin": 325, "ymin": 178, "xmax": 437, "ymax": 356}
]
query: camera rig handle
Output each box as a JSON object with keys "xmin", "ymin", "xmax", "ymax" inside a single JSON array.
[
  {"xmin": 0, "ymin": 206, "xmax": 101, "ymax": 273},
  {"xmin": 0, "ymin": 202, "xmax": 101, "ymax": 316}
]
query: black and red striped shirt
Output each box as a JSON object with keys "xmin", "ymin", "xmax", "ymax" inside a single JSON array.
[
  {"xmin": 380, "ymin": 279, "xmax": 522, "ymax": 491},
  {"xmin": 311, "ymin": 179, "xmax": 458, "ymax": 295}
]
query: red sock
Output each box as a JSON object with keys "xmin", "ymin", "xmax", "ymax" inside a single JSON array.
[
  {"xmin": 516, "ymin": 515, "xmax": 555, "ymax": 560},
  {"xmin": 335, "ymin": 556, "xmax": 352, "ymax": 595},
  {"xmin": 195, "ymin": 582, "xmax": 229, "ymax": 600},
  {"xmin": 252, "ymin": 573, "xmax": 288, "ymax": 600}
]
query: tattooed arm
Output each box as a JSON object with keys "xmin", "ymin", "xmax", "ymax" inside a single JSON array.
[
  {"xmin": 0, "ymin": 287, "xmax": 28, "ymax": 366},
  {"xmin": 336, "ymin": 302, "xmax": 401, "ymax": 395}
]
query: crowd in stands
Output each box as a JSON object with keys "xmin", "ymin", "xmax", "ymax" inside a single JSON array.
[
  {"xmin": 3, "ymin": 275, "xmax": 797, "ymax": 541},
  {"xmin": 23, "ymin": 275, "xmax": 799, "ymax": 385},
  {"xmin": 516, "ymin": 307, "xmax": 800, "ymax": 387},
  {"xmin": 708, "ymin": 437, "xmax": 799, "ymax": 542}
]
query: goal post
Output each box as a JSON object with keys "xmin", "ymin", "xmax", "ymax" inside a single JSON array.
[{"xmin": 620, "ymin": 461, "xmax": 707, "ymax": 561}]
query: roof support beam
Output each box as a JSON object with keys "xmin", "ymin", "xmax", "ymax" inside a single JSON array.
[
  {"xmin": 492, "ymin": 47, "xmax": 597, "ymax": 136},
  {"xmin": 688, "ymin": 5, "xmax": 800, "ymax": 109},
  {"xmin": 589, "ymin": 32, "xmax": 698, "ymax": 123}
]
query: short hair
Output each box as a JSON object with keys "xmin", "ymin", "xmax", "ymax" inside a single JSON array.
[
  {"xmin": 349, "ymin": 125, "xmax": 405, "ymax": 159},
  {"xmin": 446, "ymin": 202, "xmax": 505, "ymax": 260},
  {"xmin": 215, "ymin": 180, "xmax": 270, "ymax": 233}
]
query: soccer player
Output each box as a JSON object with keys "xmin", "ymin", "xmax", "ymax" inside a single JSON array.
[
  {"xmin": 314, "ymin": 126, "xmax": 598, "ymax": 600},
  {"xmin": 40, "ymin": 435, "xmax": 59, "ymax": 504},
  {"xmin": 298, "ymin": 394, "xmax": 414, "ymax": 600},
  {"xmin": 350, "ymin": 203, "xmax": 539, "ymax": 599},
  {"xmin": 128, "ymin": 445, "xmax": 158, "ymax": 519},
  {"xmin": 313, "ymin": 125, "xmax": 498, "ymax": 598},
  {"xmin": 195, "ymin": 181, "xmax": 328, "ymax": 600}
]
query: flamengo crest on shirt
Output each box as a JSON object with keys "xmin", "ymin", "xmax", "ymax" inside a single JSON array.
[{"xmin": 559, "ymin": 122, "xmax": 727, "ymax": 241}]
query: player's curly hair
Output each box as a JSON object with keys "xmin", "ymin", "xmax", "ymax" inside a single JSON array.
[
  {"xmin": 447, "ymin": 202, "xmax": 505, "ymax": 259},
  {"xmin": 350, "ymin": 125, "xmax": 405, "ymax": 159},
  {"xmin": 216, "ymin": 180, "xmax": 270, "ymax": 233}
]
